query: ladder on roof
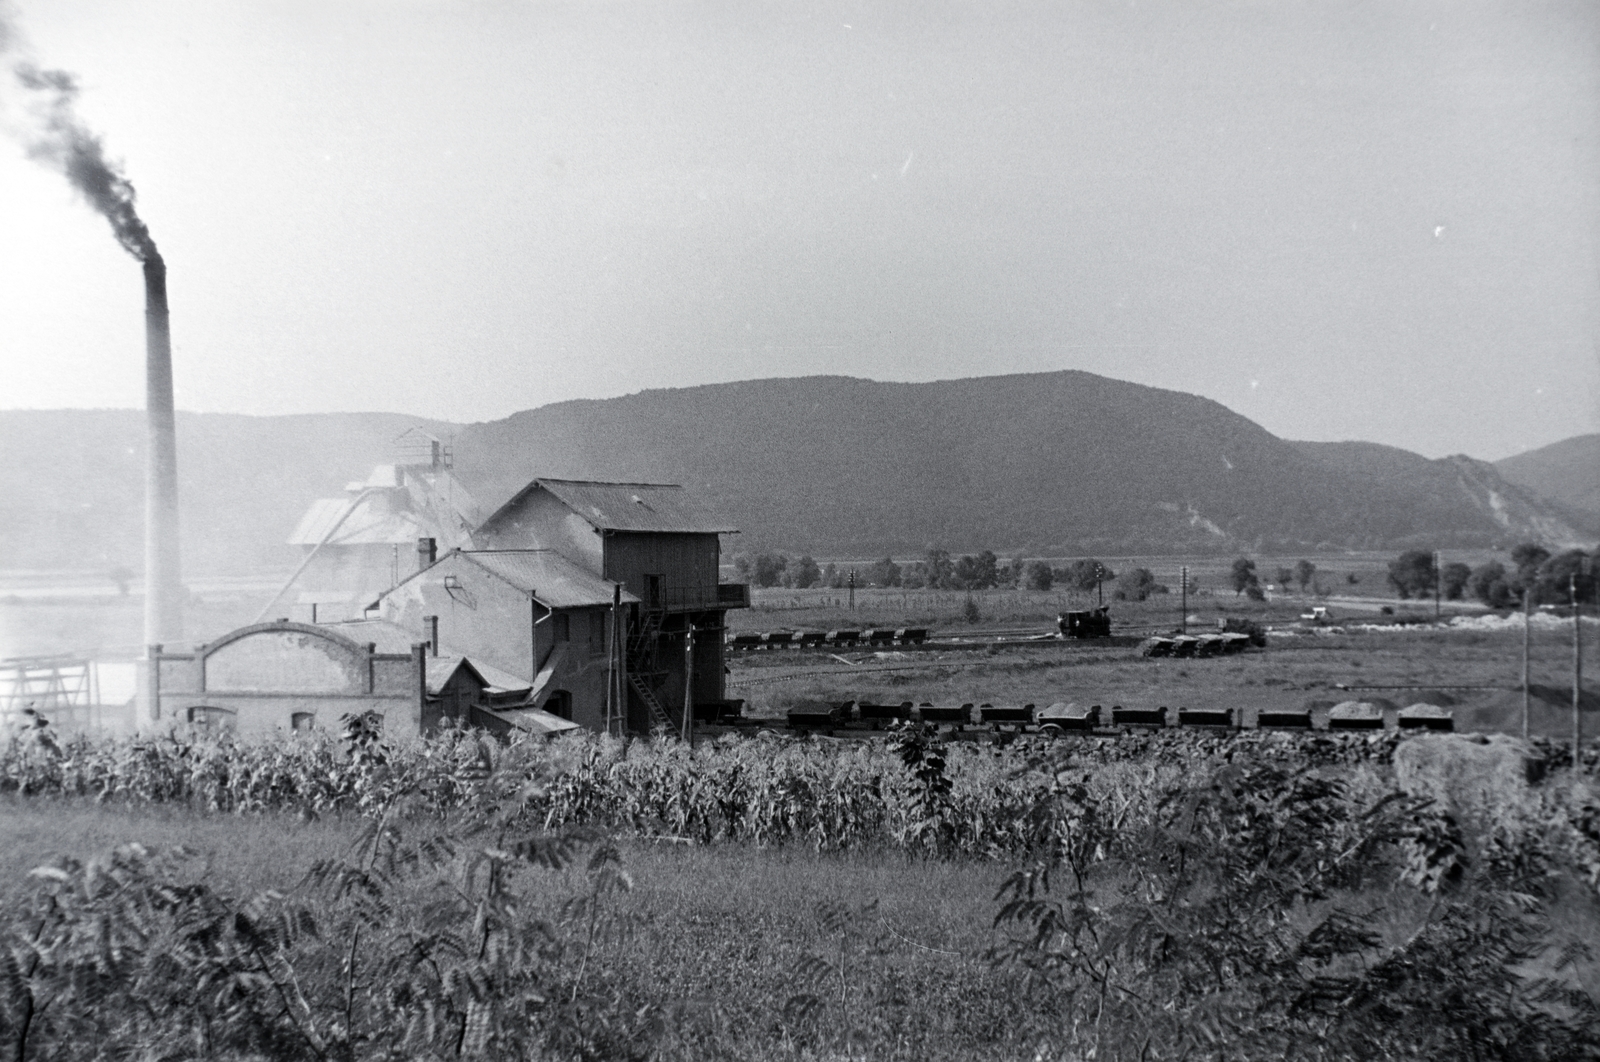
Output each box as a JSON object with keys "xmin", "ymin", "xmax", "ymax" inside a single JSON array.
[{"xmin": 628, "ymin": 672, "xmax": 678, "ymax": 732}]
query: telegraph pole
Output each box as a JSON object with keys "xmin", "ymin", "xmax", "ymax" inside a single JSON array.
[
  {"xmin": 1180, "ymin": 566, "xmax": 1188, "ymax": 634},
  {"xmin": 1523, "ymin": 587, "xmax": 1532, "ymax": 741},
  {"xmin": 1434, "ymin": 550, "xmax": 1441, "ymax": 621},
  {"xmin": 848, "ymin": 570, "xmax": 856, "ymax": 612},
  {"xmin": 682, "ymin": 622, "xmax": 695, "ymax": 744},
  {"xmin": 1574, "ymin": 573, "xmax": 1584, "ymax": 771}
]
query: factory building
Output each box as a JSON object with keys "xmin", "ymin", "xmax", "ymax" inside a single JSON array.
[
  {"xmin": 471, "ymin": 479, "xmax": 749, "ymax": 731},
  {"xmin": 376, "ymin": 548, "xmax": 639, "ymax": 732},
  {"xmin": 141, "ymin": 619, "xmax": 578, "ymax": 739},
  {"xmin": 278, "ymin": 430, "xmax": 482, "ymax": 622},
  {"xmin": 267, "ymin": 468, "xmax": 749, "ymax": 736}
]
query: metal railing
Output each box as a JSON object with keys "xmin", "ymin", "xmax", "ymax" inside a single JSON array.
[{"xmin": 651, "ymin": 583, "xmax": 750, "ymax": 611}]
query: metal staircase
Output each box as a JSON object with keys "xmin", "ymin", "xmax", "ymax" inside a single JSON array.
[
  {"xmin": 625, "ymin": 609, "xmax": 679, "ymax": 732},
  {"xmin": 628, "ymin": 672, "xmax": 677, "ymax": 732}
]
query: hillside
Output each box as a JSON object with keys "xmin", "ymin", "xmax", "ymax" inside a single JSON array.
[
  {"xmin": 0, "ymin": 373, "xmax": 1587, "ymax": 576},
  {"xmin": 1495, "ymin": 433, "xmax": 1600, "ymax": 521},
  {"xmin": 455, "ymin": 374, "xmax": 1584, "ymax": 556},
  {"xmin": 0, "ymin": 410, "xmax": 453, "ymax": 575}
]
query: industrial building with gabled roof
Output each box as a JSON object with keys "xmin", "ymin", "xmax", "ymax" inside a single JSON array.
[
  {"xmin": 264, "ymin": 458, "xmax": 749, "ymax": 736},
  {"xmin": 479, "ymin": 479, "xmax": 740, "ymax": 537},
  {"xmin": 473, "ymin": 478, "xmax": 749, "ymax": 733},
  {"xmin": 376, "ymin": 548, "xmax": 640, "ymax": 732}
]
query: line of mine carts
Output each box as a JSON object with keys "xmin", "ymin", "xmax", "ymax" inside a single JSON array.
[
  {"xmin": 728, "ymin": 628, "xmax": 929, "ymax": 650},
  {"xmin": 782, "ymin": 699, "xmax": 1455, "ymax": 734},
  {"xmin": 1138, "ymin": 631, "xmax": 1255, "ymax": 657}
]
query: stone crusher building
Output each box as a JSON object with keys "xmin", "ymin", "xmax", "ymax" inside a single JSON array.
[
  {"xmin": 276, "ymin": 430, "xmax": 483, "ymax": 623},
  {"xmin": 471, "ymin": 479, "xmax": 750, "ymax": 733},
  {"xmin": 142, "ymin": 619, "xmax": 578, "ymax": 739},
  {"xmin": 376, "ymin": 549, "xmax": 640, "ymax": 733}
]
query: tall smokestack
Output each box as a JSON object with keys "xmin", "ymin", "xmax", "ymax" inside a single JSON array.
[
  {"xmin": 10, "ymin": 63, "xmax": 183, "ymax": 647},
  {"xmin": 143, "ymin": 253, "xmax": 182, "ymax": 645}
]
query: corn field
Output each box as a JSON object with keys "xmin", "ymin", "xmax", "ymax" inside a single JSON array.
[{"xmin": 7, "ymin": 719, "xmax": 1600, "ymax": 1059}]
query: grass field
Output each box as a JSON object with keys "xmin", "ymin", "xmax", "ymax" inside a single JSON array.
[{"xmin": 0, "ymin": 795, "xmax": 1034, "ymax": 1061}]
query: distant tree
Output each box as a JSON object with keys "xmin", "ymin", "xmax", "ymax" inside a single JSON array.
[
  {"xmin": 1274, "ymin": 567, "xmax": 1294, "ymax": 590},
  {"xmin": 1346, "ymin": 572, "xmax": 1360, "ymax": 585},
  {"xmin": 865, "ymin": 556, "xmax": 902, "ymax": 588},
  {"xmin": 1062, "ymin": 559, "xmax": 1113, "ymax": 593},
  {"xmin": 751, "ymin": 552, "xmax": 789, "ymax": 588},
  {"xmin": 900, "ymin": 562, "xmax": 927, "ymax": 589},
  {"xmin": 1441, "ymin": 562, "xmax": 1473, "ymax": 601},
  {"xmin": 822, "ymin": 562, "xmax": 842, "ymax": 589},
  {"xmin": 733, "ymin": 553, "xmax": 752, "ymax": 579},
  {"xmin": 1386, "ymin": 550, "xmax": 1437, "ymax": 600},
  {"xmin": 1245, "ymin": 584, "xmax": 1267, "ymax": 602},
  {"xmin": 1114, "ymin": 568, "xmax": 1165, "ymax": 602},
  {"xmin": 790, "ymin": 555, "xmax": 821, "ymax": 589},
  {"xmin": 1532, "ymin": 548, "xmax": 1596, "ymax": 605},
  {"xmin": 1294, "ymin": 559, "xmax": 1316, "ymax": 593},
  {"xmin": 953, "ymin": 550, "xmax": 999, "ymax": 590},
  {"xmin": 1470, "ymin": 561, "xmax": 1515, "ymax": 609},
  {"xmin": 924, "ymin": 548, "xmax": 955, "ymax": 590},
  {"xmin": 1024, "ymin": 560, "xmax": 1054, "ymax": 592},
  {"xmin": 1229, "ymin": 557, "xmax": 1259, "ymax": 596},
  {"xmin": 962, "ymin": 595, "xmax": 981, "ymax": 623},
  {"xmin": 1511, "ymin": 543, "xmax": 1552, "ymax": 587}
]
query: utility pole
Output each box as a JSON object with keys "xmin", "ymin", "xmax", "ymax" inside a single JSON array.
[
  {"xmin": 1433, "ymin": 550, "xmax": 1441, "ymax": 621},
  {"xmin": 606, "ymin": 583, "xmax": 620, "ymax": 737},
  {"xmin": 1180, "ymin": 566, "xmax": 1188, "ymax": 634},
  {"xmin": 848, "ymin": 570, "xmax": 856, "ymax": 612},
  {"xmin": 1574, "ymin": 573, "xmax": 1584, "ymax": 772},
  {"xmin": 1522, "ymin": 587, "xmax": 1532, "ymax": 741},
  {"xmin": 682, "ymin": 622, "xmax": 695, "ymax": 744},
  {"xmin": 1096, "ymin": 564, "xmax": 1104, "ymax": 608}
]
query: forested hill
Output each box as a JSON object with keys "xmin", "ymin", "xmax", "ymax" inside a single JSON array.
[
  {"xmin": 453, "ymin": 373, "xmax": 1587, "ymax": 557},
  {"xmin": 1, "ymin": 373, "xmax": 1589, "ymax": 575}
]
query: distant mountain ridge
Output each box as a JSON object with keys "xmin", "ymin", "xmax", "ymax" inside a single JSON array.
[
  {"xmin": 454, "ymin": 373, "xmax": 1590, "ymax": 557},
  {"xmin": 0, "ymin": 373, "xmax": 1590, "ymax": 576}
]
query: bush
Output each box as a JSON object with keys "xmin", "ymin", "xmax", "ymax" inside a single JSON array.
[
  {"xmin": 1114, "ymin": 567, "xmax": 1165, "ymax": 602},
  {"xmin": 1024, "ymin": 560, "xmax": 1053, "ymax": 592}
]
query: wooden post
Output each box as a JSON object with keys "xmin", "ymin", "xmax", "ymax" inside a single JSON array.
[
  {"xmin": 605, "ymin": 584, "xmax": 619, "ymax": 737},
  {"xmin": 1434, "ymin": 550, "xmax": 1441, "ymax": 621},
  {"xmin": 1522, "ymin": 588, "xmax": 1532, "ymax": 741},
  {"xmin": 682, "ymin": 623, "xmax": 694, "ymax": 744},
  {"xmin": 1575, "ymin": 573, "xmax": 1583, "ymax": 771}
]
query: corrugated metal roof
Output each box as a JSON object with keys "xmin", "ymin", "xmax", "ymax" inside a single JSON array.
[
  {"xmin": 459, "ymin": 550, "xmax": 640, "ymax": 609},
  {"xmin": 482, "ymin": 479, "xmax": 738, "ymax": 535},
  {"xmin": 489, "ymin": 706, "xmax": 582, "ymax": 736}
]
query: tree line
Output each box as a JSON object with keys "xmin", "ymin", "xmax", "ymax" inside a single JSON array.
[
  {"xmin": 733, "ymin": 549, "xmax": 1173, "ymax": 601},
  {"xmin": 1385, "ymin": 545, "xmax": 1597, "ymax": 609}
]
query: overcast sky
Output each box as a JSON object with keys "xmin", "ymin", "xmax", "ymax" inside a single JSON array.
[{"xmin": 1, "ymin": 0, "xmax": 1595, "ymax": 460}]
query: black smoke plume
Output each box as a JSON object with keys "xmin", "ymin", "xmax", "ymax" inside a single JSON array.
[{"xmin": 13, "ymin": 63, "xmax": 161, "ymax": 264}]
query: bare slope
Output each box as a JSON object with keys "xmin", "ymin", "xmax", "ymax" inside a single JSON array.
[{"xmin": 1495, "ymin": 433, "xmax": 1600, "ymax": 520}]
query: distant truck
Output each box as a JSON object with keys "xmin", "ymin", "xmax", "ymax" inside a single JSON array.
[
  {"xmin": 1300, "ymin": 606, "xmax": 1330, "ymax": 624},
  {"xmin": 1057, "ymin": 607, "xmax": 1111, "ymax": 639}
]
